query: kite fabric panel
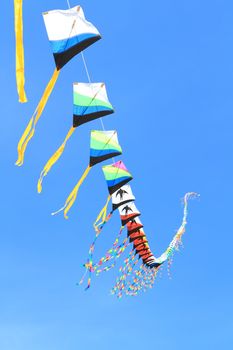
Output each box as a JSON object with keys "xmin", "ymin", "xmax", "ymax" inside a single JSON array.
[
  {"xmin": 112, "ymin": 184, "xmax": 136, "ymax": 210},
  {"xmin": 16, "ymin": 5, "xmax": 101, "ymax": 167},
  {"xmin": 43, "ymin": 5, "xmax": 101, "ymax": 70},
  {"xmin": 118, "ymin": 201, "xmax": 140, "ymax": 226},
  {"xmin": 73, "ymin": 83, "xmax": 114, "ymax": 127},
  {"xmin": 89, "ymin": 130, "xmax": 122, "ymax": 166},
  {"xmin": 126, "ymin": 217, "xmax": 144, "ymax": 234},
  {"xmin": 118, "ymin": 200, "xmax": 140, "ymax": 225},
  {"xmin": 52, "ymin": 130, "xmax": 123, "ymax": 219},
  {"xmin": 14, "ymin": 0, "xmax": 27, "ymax": 103},
  {"xmin": 37, "ymin": 82, "xmax": 114, "ymax": 193}
]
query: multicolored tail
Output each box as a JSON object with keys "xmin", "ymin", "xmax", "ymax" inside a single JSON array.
[
  {"xmin": 15, "ymin": 68, "xmax": 60, "ymax": 166},
  {"xmin": 79, "ymin": 225, "xmax": 127, "ymax": 290},
  {"xmin": 37, "ymin": 126, "xmax": 75, "ymax": 193},
  {"xmin": 14, "ymin": 0, "xmax": 27, "ymax": 103}
]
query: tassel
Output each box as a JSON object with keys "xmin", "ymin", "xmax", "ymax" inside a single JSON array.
[
  {"xmin": 15, "ymin": 68, "xmax": 60, "ymax": 166},
  {"xmin": 93, "ymin": 195, "xmax": 111, "ymax": 231},
  {"xmin": 14, "ymin": 0, "xmax": 27, "ymax": 103},
  {"xmin": 52, "ymin": 165, "xmax": 91, "ymax": 219},
  {"xmin": 37, "ymin": 126, "xmax": 75, "ymax": 193}
]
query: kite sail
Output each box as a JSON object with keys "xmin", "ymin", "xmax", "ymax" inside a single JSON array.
[
  {"xmin": 16, "ymin": 5, "xmax": 101, "ymax": 166},
  {"xmin": 14, "ymin": 0, "xmax": 27, "ymax": 103},
  {"xmin": 37, "ymin": 82, "xmax": 114, "ymax": 193},
  {"xmin": 118, "ymin": 201, "xmax": 140, "ymax": 225},
  {"xmin": 52, "ymin": 130, "xmax": 122, "ymax": 219}
]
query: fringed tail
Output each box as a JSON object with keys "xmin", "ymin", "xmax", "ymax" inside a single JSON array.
[
  {"xmin": 15, "ymin": 68, "xmax": 60, "ymax": 166},
  {"xmin": 14, "ymin": 0, "xmax": 27, "ymax": 103},
  {"xmin": 51, "ymin": 165, "xmax": 91, "ymax": 219},
  {"xmin": 37, "ymin": 126, "xmax": 75, "ymax": 193}
]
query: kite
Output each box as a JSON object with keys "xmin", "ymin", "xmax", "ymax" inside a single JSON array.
[
  {"xmin": 14, "ymin": 0, "xmax": 27, "ymax": 103},
  {"xmin": 16, "ymin": 5, "xmax": 101, "ymax": 166},
  {"xmin": 37, "ymin": 82, "xmax": 114, "ymax": 193},
  {"xmin": 52, "ymin": 130, "xmax": 123, "ymax": 219}
]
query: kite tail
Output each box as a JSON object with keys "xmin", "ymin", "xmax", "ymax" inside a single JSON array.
[
  {"xmin": 156, "ymin": 192, "xmax": 199, "ymax": 265},
  {"xmin": 125, "ymin": 265, "xmax": 159, "ymax": 296},
  {"xmin": 80, "ymin": 225, "xmax": 127, "ymax": 290},
  {"xmin": 37, "ymin": 126, "xmax": 75, "ymax": 193},
  {"xmin": 93, "ymin": 195, "xmax": 111, "ymax": 232},
  {"xmin": 111, "ymin": 250, "xmax": 139, "ymax": 298},
  {"xmin": 14, "ymin": 0, "xmax": 27, "ymax": 103},
  {"xmin": 15, "ymin": 68, "xmax": 60, "ymax": 166},
  {"xmin": 94, "ymin": 226, "xmax": 128, "ymax": 275},
  {"xmin": 51, "ymin": 165, "xmax": 91, "ymax": 219}
]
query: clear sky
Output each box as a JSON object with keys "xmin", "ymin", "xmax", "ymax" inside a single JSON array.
[{"xmin": 1, "ymin": 0, "xmax": 232, "ymax": 349}]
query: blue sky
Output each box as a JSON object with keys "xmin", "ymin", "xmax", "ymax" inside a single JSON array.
[{"xmin": 0, "ymin": 0, "xmax": 232, "ymax": 349}]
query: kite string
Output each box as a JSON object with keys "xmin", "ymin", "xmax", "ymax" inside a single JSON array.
[
  {"xmin": 66, "ymin": 0, "xmax": 105, "ymax": 132},
  {"xmin": 66, "ymin": 0, "xmax": 116, "ymax": 164},
  {"xmin": 80, "ymin": 52, "xmax": 105, "ymax": 132}
]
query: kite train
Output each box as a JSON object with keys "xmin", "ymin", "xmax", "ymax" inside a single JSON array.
[{"xmin": 16, "ymin": 3, "xmax": 198, "ymax": 297}]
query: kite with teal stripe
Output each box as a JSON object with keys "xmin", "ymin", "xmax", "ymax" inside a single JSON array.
[
  {"xmin": 73, "ymin": 83, "xmax": 114, "ymax": 127},
  {"xmin": 89, "ymin": 131, "xmax": 122, "ymax": 167}
]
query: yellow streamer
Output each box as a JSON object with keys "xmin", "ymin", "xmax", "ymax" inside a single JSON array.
[
  {"xmin": 93, "ymin": 194, "xmax": 111, "ymax": 231},
  {"xmin": 14, "ymin": 0, "xmax": 27, "ymax": 103},
  {"xmin": 15, "ymin": 68, "xmax": 60, "ymax": 166},
  {"xmin": 52, "ymin": 165, "xmax": 91, "ymax": 219},
  {"xmin": 37, "ymin": 126, "xmax": 75, "ymax": 193}
]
